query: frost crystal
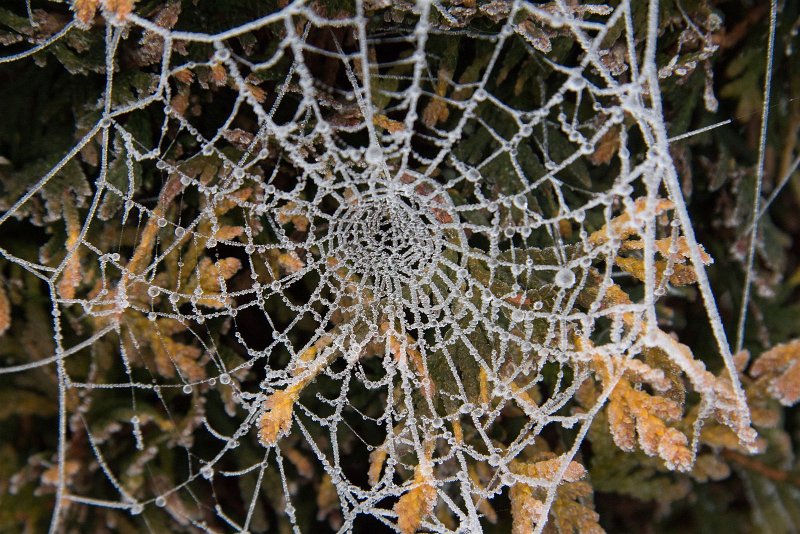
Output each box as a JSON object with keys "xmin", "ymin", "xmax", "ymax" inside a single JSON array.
[{"xmin": 0, "ymin": 0, "xmax": 761, "ymax": 532}]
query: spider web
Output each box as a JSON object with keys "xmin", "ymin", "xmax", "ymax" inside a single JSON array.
[{"xmin": 0, "ymin": 0, "xmax": 763, "ymax": 532}]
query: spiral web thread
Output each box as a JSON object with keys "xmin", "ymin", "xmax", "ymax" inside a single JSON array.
[{"xmin": 0, "ymin": 0, "xmax": 759, "ymax": 532}]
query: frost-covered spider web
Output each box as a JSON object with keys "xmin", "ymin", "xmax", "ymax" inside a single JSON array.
[{"xmin": 0, "ymin": 0, "xmax": 764, "ymax": 532}]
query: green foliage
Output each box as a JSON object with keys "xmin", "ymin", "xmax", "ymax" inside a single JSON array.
[{"xmin": 0, "ymin": 0, "xmax": 799, "ymax": 533}]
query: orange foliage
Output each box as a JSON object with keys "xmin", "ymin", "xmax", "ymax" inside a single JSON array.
[
  {"xmin": 750, "ymin": 339, "xmax": 800, "ymax": 406},
  {"xmin": 394, "ymin": 463, "xmax": 437, "ymax": 534},
  {"xmin": 73, "ymin": 0, "xmax": 99, "ymax": 26},
  {"xmin": 0, "ymin": 284, "xmax": 10, "ymax": 336}
]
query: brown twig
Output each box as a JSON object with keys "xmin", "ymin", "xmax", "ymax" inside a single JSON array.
[{"xmin": 722, "ymin": 449, "xmax": 800, "ymax": 488}]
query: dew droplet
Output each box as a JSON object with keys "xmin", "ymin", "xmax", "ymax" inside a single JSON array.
[
  {"xmin": 182, "ymin": 384, "xmax": 192, "ymax": 394},
  {"xmin": 214, "ymin": 48, "xmax": 230, "ymax": 61},
  {"xmin": 365, "ymin": 144, "xmax": 382, "ymax": 165},
  {"xmin": 554, "ymin": 268, "xmax": 576, "ymax": 288},
  {"xmin": 565, "ymin": 75, "xmax": 586, "ymax": 92},
  {"xmin": 200, "ymin": 465, "xmax": 213, "ymax": 479}
]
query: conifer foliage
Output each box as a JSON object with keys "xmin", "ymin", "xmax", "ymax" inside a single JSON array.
[{"xmin": 0, "ymin": 0, "xmax": 798, "ymax": 532}]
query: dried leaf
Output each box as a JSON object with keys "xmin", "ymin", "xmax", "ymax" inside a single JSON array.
[
  {"xmin": 550, "ymin": 481, "xmax": 604, "ymax": 534},
  {"xmin": 750, "ymin": 340, "xmax": 800, "ymax": 406},
  {"xmin": 589, "ymin": 198, "xmax": 675, "ymax": 245},
  {"xmin": 515, "ymin": 20, "xmax": 551, "ymax": 53},
  {"xmin": 246, "ymin": 83, "xmax": 266, "ymax": 103},
  {"xmin": 623, "ymin": 236, "xmax": 713, "ymax": 264},
  {"xmin": 373, "ymin": 114, "xmax": 405, "ymax": 133},
  {"xmin": 510, "ymin": 456, "xmax": 600, "ymax": 534},
  {"xmin": 221, "ymin": 129, "xmax": 255, "ymax": 149},
  {"xmin": 41, "ymin": 460, "xmax": 80, "ymax": 487},
  {"xmin": 467, "ymin": 464, "xmax": 497, "ymax": 523},
  {"xmin": 214, "ymin": 225, "xmax": 244, "ymax": 241},
  {"xmin": 135, "ymin": 2, "xmax": 181, "ymax": 65},
  {"xmin": 198, "ymin": 257, "xmax": 242, "ymax": 293},
  {"xmin": 601, "ymin": 366, "xmax": 693, "ymax": 471},
  {"xmin": 316, "ymin": 474, "xmax": 340, "ymax": 520},
  {"xmin": 276, "ymin": 202, "xmax": 309, "ymax": 231},
  {"xmin": 258, "ymin": 389, "xmax": 298, "ymax": 446},
  {"xmin": 104, "ymin": 0, "xmax": 135, "ymax": 20},
  {"xmin": 691, "ymin": 453, "xmax": 731, "ymax": 482},
  {"xmin": 277, "ymin": 252, "xmax": 304, "ymax": 274},
  {"xmin": 394, "ymin": 464, "xmax": 437, "ymax": 534},
  {"xmin": 421, "ymin": 68, "xmax": 451, "ymax": 128},
  {"xmin": 701, "ymin": 423, "xmax": 766, "ymax": 454},
  {"xmin": 510, "ymin": 482, "xmax": 544, "ymax": 534},
  {"xmin": 210, "ymin": 64, "xmax": 227, "ymax": 85},
  {"xmin": 170, "ymin": 92, "xmax": 190, "ymax": 116},
  {"xmin": 282, "ymin": 446, "xmax": 314, "ymax": 479},
  {"xmin": 368, "ymin": 447, "xmax": 387, "ymax": 486},
  {"xmin": 150, "ymin": 334, "xmax": 204, "ymax": 381},
  {"xmin": 58, "ymin": 197, "xmax": 83, "ymax": 300},
  {"xmin": 213, "ymin": 187, "xmax": 252, "ymax": 216},
  {"xmin": 381, "ymin": 322, "xmax": 433, "ymax": 398},
  {"xmin": 511, "ymin": 456, "xmax": 587, "ymax": 483},
  {"xmin": 615, "ymin": 256, "xmax": 703, "ymax": 286},
  {"xmin": 588, "ymin": 127, "xmax": 619, "ymax": 165},
  {"xmin": 73, "ymin": 0, "xmax": 100, "ymax": 26},
  {"xmin": 174, "ymin": 69, "xmax": 193, "ymax": 84}
]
